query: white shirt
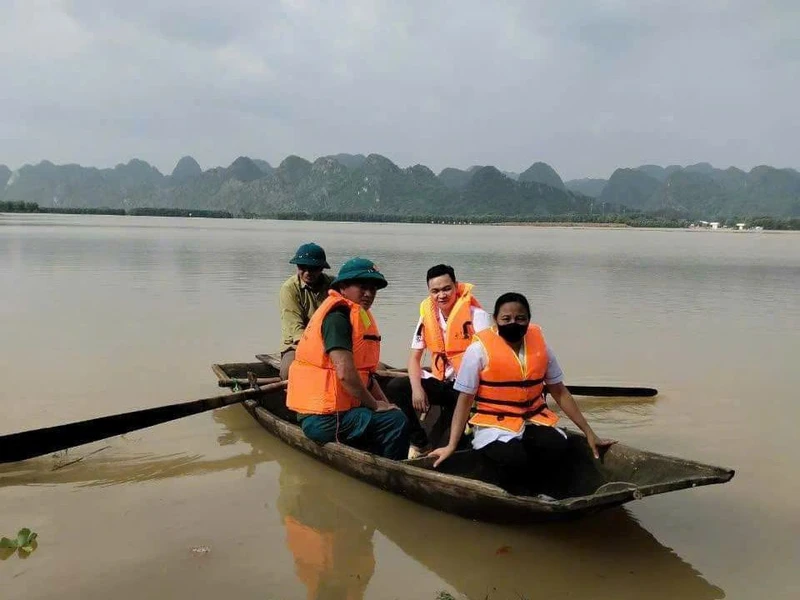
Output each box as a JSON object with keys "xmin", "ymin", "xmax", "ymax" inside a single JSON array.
[
  {"xmin": 410, "ymin": 306, "xmax": 493, "ymax": 381},
  {"xmin": 453, "ymin": 337, "xmax": 566, "ymax": 449}
]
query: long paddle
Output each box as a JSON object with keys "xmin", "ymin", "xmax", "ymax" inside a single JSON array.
[
  {"xmin": 555, "ymin": 385, "xmax": 657, "ymax": 398},
  {"xmin": 374, "ymin": 368, "xmax": 657, "ymax": 397},
  {"xmin": 0, "ymin": 379, "xmax": 287, "ymax": 464},
  {"xmin": 253, "ymin": 355, "xmax": 657, "ymax": 398}
]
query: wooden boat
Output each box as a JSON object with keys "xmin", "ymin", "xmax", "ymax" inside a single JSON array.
[{"xmin": 211, "ymin": 355, "xmax": 734, "ymax": 523}]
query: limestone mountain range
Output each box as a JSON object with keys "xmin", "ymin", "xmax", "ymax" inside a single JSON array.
[{"xmin": 1, "ymin": 154, "xmax": 797, "ymax": 219}]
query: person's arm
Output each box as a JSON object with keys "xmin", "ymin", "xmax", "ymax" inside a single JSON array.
[
  {"xmin": 406, "ymin": 317, "xmax": 429, "ymax": 411},
  {"xmin": 407, "ymin": 348, "xmax": 428, "ymax": 412},
  {"xmin": 329, "ymin": 349, "xmax": 379, "ymax": 410},
  {"xmin": 547, "ymin": 382, "xmax": 616, "ymax": 459},
  {"xmin": 279, "ymin": 283, "xmax": 307, "ymax": 348},
  {"xmin": 427, "ymin": 341, "xmax": 484, "ymax": 467},
  {"xmin": 323, "ymin": 309, "xmax": 396, "ymax": 412},
  {"xmin": 542, "ymin": 345, "xmax": 615, "ymax": 459},
  {"xmin": 428, "ymin": 391, "xmax": 474, "ymax": 467},
  {"xmin": 367, "ymin": 375, "xmax": 398, "ymax": 410}
]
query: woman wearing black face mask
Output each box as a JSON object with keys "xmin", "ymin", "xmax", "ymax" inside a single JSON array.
[{"xmin": 428, "ymin": 292, "xmax": 615, "ymax": 497}]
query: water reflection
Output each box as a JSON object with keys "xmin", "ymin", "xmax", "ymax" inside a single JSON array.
[
  {"xmin": 0, "ymin": 447, "xmax": 264, "ymax": 488},
  {"xmin": 269, "ymin": 450, "xmax": 725, "ymax": 600},
  {"xmin": 0, "ymin": 403, "xmax": 726, "ymax": 598},
  {"xmin": 217, "ymin": 406, "xmax": 725, "ymax": 600},
  {"xmin": 0, "ymin": 408, "xmax": 267, "ymax": 488},
  {"xmin": 278, "ymin": 466, "xmax": 375, "ymax": 599}
]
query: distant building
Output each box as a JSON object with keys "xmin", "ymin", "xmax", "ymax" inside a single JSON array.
[
  {"xmin": 710, "ymin": 222, "xmax": 720, "ymax": 230},
  {"xmin": 736, "ymin": 223, "xmax": 746, "ymax": 230}
]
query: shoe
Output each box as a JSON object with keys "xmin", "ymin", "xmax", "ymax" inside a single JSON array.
[{"xmin": 407, "ymin": 445, "xmax": 430, "ymax": 460}]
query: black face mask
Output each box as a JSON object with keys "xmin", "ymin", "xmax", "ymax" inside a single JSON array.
[{"xmin": 497, "ymin": 323, "xmax": 527, "ymax": 343}]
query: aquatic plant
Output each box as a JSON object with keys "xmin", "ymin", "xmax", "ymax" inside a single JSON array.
[{"xmin": 0, "ymin": 528, "xmax": 38, "ymax": 554}]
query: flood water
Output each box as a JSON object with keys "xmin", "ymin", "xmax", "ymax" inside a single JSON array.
[{"xmin": 1, "ymin": 214, "xmax": 798, "ymax": 599}]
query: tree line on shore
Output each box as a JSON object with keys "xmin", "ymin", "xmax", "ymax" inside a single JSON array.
[
  {"xmin": 0, "ymin": 201, "xmax": 232, "ymax": 219},
  {"xmin": 3, "ymin": 200, "xmax": 798, "ymax": 230}
]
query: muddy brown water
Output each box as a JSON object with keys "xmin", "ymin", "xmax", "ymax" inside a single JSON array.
[{"xmin": 1, "ymin": 215, "xmax": 798, "ymax": 599}]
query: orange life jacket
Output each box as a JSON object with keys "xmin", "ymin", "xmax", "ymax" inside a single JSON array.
[
  {"xmin": 419, "ymin": 282, "xmax": 482, "ymax": 380},
  {"xmin": 287, "ymin": 290, "xmax": 381, "ymax": 414},
  {"xmin": 468, "ymin": 325, "xmax": 560, "ymax": 434}
]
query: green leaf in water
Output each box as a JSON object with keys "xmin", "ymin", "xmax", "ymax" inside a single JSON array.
[
  {"xmin": 0, "ymin": 537, "xmax": 17, "ymax": 549},
  {"xmin": 21, "ymin": 533, "xmax": 38, "ymax": 552},
  {"xmin": 16, "ymin": 528, "xmax": 34, "ymax": 547}
]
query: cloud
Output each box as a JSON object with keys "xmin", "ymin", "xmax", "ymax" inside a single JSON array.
[{"xmin": 1, "ymin": 0, "xmax": 798, "ymax": 178}]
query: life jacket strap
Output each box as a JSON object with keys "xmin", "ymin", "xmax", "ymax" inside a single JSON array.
[
  {"xmin": 478, "ymin": 377, "xmax": 544, "ymax": 389},
  {"xmin": 473, "ymin": 403, "xmax": 546, "ymax": 421},
  {"xmin": 429, "ymin": 352, "xmax": 448, "ymax": 379},
  {"xmin": 475, "ymin": 395, "xmax": 544, "ymax": 409}
]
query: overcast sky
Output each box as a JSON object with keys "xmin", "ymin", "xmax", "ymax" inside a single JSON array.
[{"xmin": 1, "ymin": 0, "xmax": 797, "ymax": 180}]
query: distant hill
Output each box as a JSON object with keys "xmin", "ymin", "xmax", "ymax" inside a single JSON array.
[
  {"xmin": 0, "ymin": 165, "xmax": 11, "ymax": 189},
  {"xmin": 252, "ymin": 159, "xmax": 274, "ymax": 174},
  {"xmin": 170, "ymin": 156, "xmax": 202, "ymax": 183},
  {"xmin": 518, "ymin": 162, "xmax": 565, "ymax": 190},
  {"xmin": 600, "ymin": 164, "xmax": 800, "ymax": 218},
  {"xmin": 0, "ymin": 159, "xmax": 163, "ymax": 208},
  {"xmin": 599, "ymin": 169, "xmax": 662, "ymax": 211},
  {"xmin": 455, "ymin": 166, "xmax": 591, "ymax": 216},
  {"xmin": 635, "ymin": 164, "xmax": 682, "ymax": 182},
  {"xmin": 329, "ymin": 153, "xmax": 367, "ymax": 170},
  {"xmin": 438, "ymin": 167, "xmax": 472, "ymax": 190},
  {"xmin": 226, "ymin": 156, "xmax": 264, "ymax": 182},
  {"xmin": 683, "ymin": 162, "xmax": 717, "ymax": 177},
  {"xmin": 138, "ymin": 154, "xmax": 590, "ymax": 217},
  {"xmin": 1, "ymin": 154, "xmax": 797, "ymax": 220},
  {"xmin": 565, "ymin": 178, "xmax": 607, "ymax": 198},
  {"xmin": 461, "ymin": 165, "xmax": 519, "ymax": 180}
]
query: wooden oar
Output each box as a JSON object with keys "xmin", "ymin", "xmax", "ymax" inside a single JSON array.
[
  {"xmin": 374, "ymin": 369, "xmax": 657, "ymax": 397},
  {"xmin": 253, "ymin": 355, "xmax": 657, "ymax": 397},
  {"xmin": 559, "ymin": 385, "xmax": 657, "ymax": 398},
  {"xmin": 0, "ymin": 380, "xmax": 287, "ymax": 464},
  {"xmin": 218, "ymin": 376, "xmax": 281, "ymax": 388}
]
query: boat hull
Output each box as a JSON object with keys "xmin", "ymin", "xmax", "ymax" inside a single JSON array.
[{"xmin": 214, "ymin": 357, "xmax": 734, "ymax": 523}]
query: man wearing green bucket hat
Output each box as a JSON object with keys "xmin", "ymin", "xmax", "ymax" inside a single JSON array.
[
  {"xmin": 286, "ymin": 258, "xmax": 409, "ymax": 460},
  {"xmin": 279, "ymin": 242, "xmax": 334, "ymax": 379}
]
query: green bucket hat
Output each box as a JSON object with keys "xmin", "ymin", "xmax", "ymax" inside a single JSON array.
[
  {"xmin": 331, "ymin": 257, "xmax": 388, "ymax": 289},
  {"xmin": 289, "ymin": 242, "xmax": 330, "ymax": 269}
]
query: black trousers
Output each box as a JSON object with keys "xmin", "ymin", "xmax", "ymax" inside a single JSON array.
[
  {"xmin": 384, "ymin": 376, "xmax": 459, "ymax": 448},
  {"xmin": 478, "ymin": 425, "xmax": 570, "ymax": 497}
]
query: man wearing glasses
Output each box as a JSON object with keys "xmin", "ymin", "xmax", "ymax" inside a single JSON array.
[{"xmin": 279, "ymin": 242, "xmax": 334, "ymax": 379}]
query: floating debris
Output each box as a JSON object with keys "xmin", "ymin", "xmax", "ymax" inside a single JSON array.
[{"xmin": 0, "ymin": 528, "xmax": 39, "ymax": 555}]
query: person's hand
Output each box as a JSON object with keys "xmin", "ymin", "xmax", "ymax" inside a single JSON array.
[
  {"xmin": 587, "ymin": 432, "xmax": 617, "ymax": 459},
  {"xmin": 411, "ymin": 387, "xmax": 429, "ymax": 413},
  {"xmin": 375, "ymin": 400, "xmax": 400, "ymax": 412},
  {"xmin": 427, "ymin": 445, "xmax": 455, "ymax": 468}
]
